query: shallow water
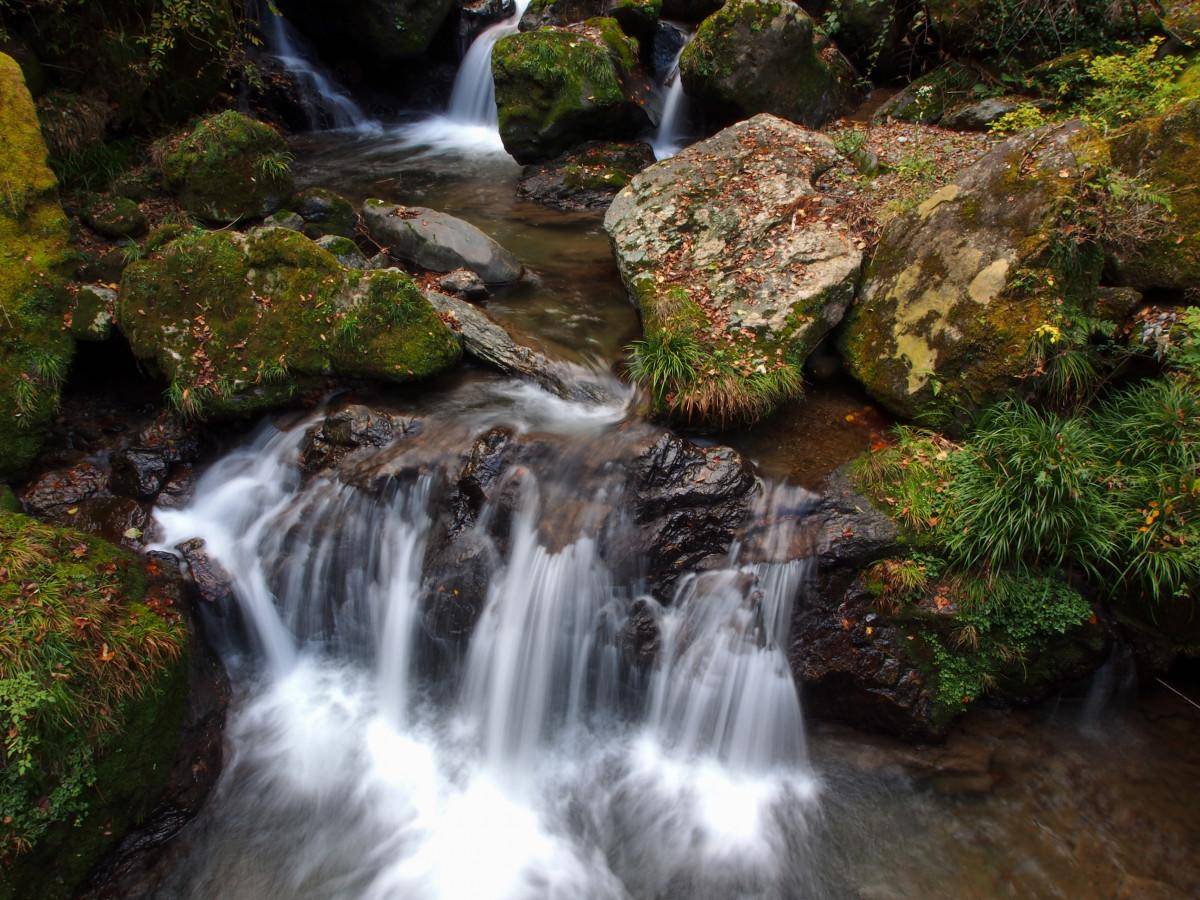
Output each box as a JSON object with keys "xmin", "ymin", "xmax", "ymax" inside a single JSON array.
[{"xmin": 150, "ymin": 131, "xmax": 1200, "ymax": 900}]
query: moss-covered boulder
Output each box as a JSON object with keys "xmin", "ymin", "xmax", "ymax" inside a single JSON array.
[
  {"xmin": 278, "ymin": 0, "xmax": 455, "ymax": 69},
  {"xmin": 679, "ymin": 0, "xmax": 860, "ymax": 129},
  {"xmin": 117, "ymin": 226, "xmax": 461, "ymax": 418},
  {"xmin": 159, "ymin": 111, "xmax": 294, "ymax": 225},
  {"xmin": 294, "ymin": 187, "xmax": 358, "ymax": 239},
  {"xmin": 605, "ymin": 114, "xmax": 862, "ymax": 426},
  {"xmin": 0, "ymin": 53, "xmax": 74, "ymax": 481},
  {"xmin": 839, "ymin": 121, "xmax": 1108, "ymax": 424},
  {"xmin": 520, "ymin": 0, "xmax": 609, "ymax": 30},
  {"xmin": 0, "ymin": 512, "xmax": 188, "ymax": 898},
  {"xmin": 1161, "ymin": 0, "xmax": 1200, "ymax": 46},
  {"xmin": 1106, "ymin": 98, "xmax": 1200, "ymax": 293},
  {"xmin": 77, "ymin": 192, "xmax": 148, "ymax": 239},
  {"xmin": 493, "ymin": 19, "xmax": 651, "ymax": 163}
]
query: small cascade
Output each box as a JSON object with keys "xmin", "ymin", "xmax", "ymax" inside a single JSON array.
[
  {"xmin": 651, "ymin": 36, "xmax": 692, "ymax": 160},
  {"xmin": 402, "ymin": 0, "xmax": 533, "ymax": 155},
  {"xmin": 153, "ymin": 375, "xmax": 824, "ymax": 896},
  {"xmin": 258, "ymin": 1, "xmax": 379, "ymax": 133}
]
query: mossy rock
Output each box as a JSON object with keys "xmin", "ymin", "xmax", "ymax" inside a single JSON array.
[
  {"xmin": 679, "ymin": 0, "xmax": 861, "ymax": 128},
  {"xmin": 294, "ymin": 186, "xmax": 358, "ymax": 239},
  {"xmin": 0, "ymin": 53, "xmax": 74, "ymax": 481},
  {"xmin": 517, "ymin": 140, "xmax": 655, "ymax": 210},
  {"xmin": 871, "ymin": 61, "xmax": 980, "ymax": 125},
  {"xmin": 78, "ymin": 192, "xmax": 148, "ymax": 239},
  {"xmin": 116, "ymin": 226, "xmax": 461, "ymax": 418},
  {"xmin": 68, "ymin": 284, "xmax": 117, "ymax": 342},
  {"xmin": 159, "ymin": 110, "xmax": 294, "ymax": 225},
  {"xmin": 1106, "ymin": 98, "xmax": 1200, "ymax": 293},
  {"xmin": 520, "ymin": 0, "xmax": 609, "ymax": 30},
  {"xmin": 34, "ymin": 91, "xmax": 110, "ymax": 161},
  {"xmin": 839, "ymin": 121, "xmax": 1108, "ymax": 425},
  {"xmin": 611, "ymin": 0, "xmax": 662, "ymax": 38},
  {"xmin": 1160, "ymin": 0, "xmax": 1200, "ymax": 47},
  {"xmin": 0, "ymin": 512, "xmax": 188, "ymax": 899},
  {"xmin": 493, "ymin": 20, "xmax": 650, "ymax": 164}
]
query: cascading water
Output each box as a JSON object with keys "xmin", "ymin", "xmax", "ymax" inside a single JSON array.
[
  {"xmin": 152, "ymin": 374, "xmax": 826, "ymax": 898},
  {"xmin": 258, "ymin": 1, "xmax": 380, "ymax": 133},
  {"xmin": 651, "ymin": 40, "xmax": 691, "ymax": 160},
  {"xmin": 402, "ymin": 0, "xmax": 533, "ymax": 156}
]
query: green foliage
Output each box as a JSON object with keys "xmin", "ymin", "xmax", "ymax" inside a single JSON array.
[
  {"xmin": 852, "ymin": 427, "xmax": 953, "ymax": 532},
  {"xmin": 1076, "ymin": 38, "xmax": 1185, "ymax": 132},
  {"xmin": 625, "ymin": 331, "xmax": 702, "ymax": 403},
  {"xmin": 942, "ymin": 400, "xmax": 1121, "ymax": 574},
  {"xmin": 1022, "ymin": 316, "xmax": 1124, "ymax": 410},
  {"xmin": 1169, "ymin": 307, "xmax": 1200, "ymax": 375},
  {"xmin": 1094, "ymin": 377, "xmax": 1200, "ymax": 603},
  {"xmin": 0, "ymin": 513, "xmax": 184, "ymax": 861},
  {"xmin": 832, "ymin": 127, "xmax": 866, "ymax": 158},
  {"xmin": 989, "ymin": 103, "xmax": 1048, "ymax": 135}
]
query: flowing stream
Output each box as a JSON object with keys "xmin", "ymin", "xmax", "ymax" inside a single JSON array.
[
  {"xmin": 257, "ymin": 1, "xmax": 380, "ymax": 133},
  {"xmin": 402, "ymin": 0, "xmax": 534, "ymax": 155},
  {"xmin": 651, "ymin": 38, "xmax": 691, "ymax": 160}
]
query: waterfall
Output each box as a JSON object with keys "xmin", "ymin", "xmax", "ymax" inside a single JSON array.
[
  {"xmin": 152, "ymin": 377, "xmax": 821, "ymax": 897},
  {"xmin": 651, "ymin": 40, "xmax": 691, "ymax": 160},
  {"xmin": 401, "ymin": 0, "xmax": 533, "ymax": 156},
  {"xmin": 258, "ymin": 1, "xmax": 379, "ymax": 133}
]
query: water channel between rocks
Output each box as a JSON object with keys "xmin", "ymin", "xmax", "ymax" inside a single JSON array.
[{"xmin": 146, "ymin": 133, "xmax": 1200, "ymax": 900}]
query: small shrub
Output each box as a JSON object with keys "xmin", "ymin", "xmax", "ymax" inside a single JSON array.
[
  {"xmin": 1075, "ymin": 38, "xmax": 1185, "ymax": 132},
  {"xmin": 988, "ymin": 103, "xmax": 1047, "ymax": 134},
  {"xmin": 941, "ymin": 400, "xmax": 1121, "ymax": 574}
]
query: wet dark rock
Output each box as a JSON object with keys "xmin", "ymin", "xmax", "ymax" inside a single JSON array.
[
  {"xmin": 70, "ymin": 496, "xmax": 153, "ymax": 550},
  {"xmin": 633, "ymin": 432, "xmax": 758, "ymax": 594},
  {"xmin": 453, "ymin": 426, "xmax": 516, "ymax": 530},
  {"xmin": 941, "ymin": 96, "xmax": 1049, "ymax": 131},
  {"xmin": 423, "ymin": 529, "xmax": 497, "ymax": 641},
  {"xmin": 437, "ymin": 267, "xmax": 490, "ymax": 300},
  {"xmin": 793, "ymin": 576, "xmax": 940, "ymax": 741},
  {"xmin": 20, "ymin": 461, "xmax": 108, "ymax": 519},
  {"xmin": 517, "ymin": 141, "xmax": 655, "ymax": 211},
  {"xmin": 315, "ymin": 234, "xmax": 371, "ymax": 269},
  {"xmin": 621, "ymin": 597, "xmax": 662, "ymax": 668},
  {"xmin": 459, "ymin": 0, "xmax": 516, "ymax": 45},
  {"xmin": 176, "ymin": 538, "xmax": 237, "ymax": 607},
  {"xmin": 518, "ymin": 0, "xmax": 607, "ymax": 30},
  {"xmin": 299, "ymin": 405, "xmax": 404, "ymax": 476},
  {"xmin": 156, "ymin": 466, "xmax": 197, "ymax": 510},
  {"xmin": 109, "ymin": 449, "xmax": 170, "ymax": 500},
  {"xmin": 650, "ymin": 21, "xmax": 688, "ymax": 79}
]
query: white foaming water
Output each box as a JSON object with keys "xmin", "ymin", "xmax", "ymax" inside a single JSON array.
[
  {"xmin": 155, "ymin": 377, "xmax": 823, "ymax": 898},
  {"xmin": 651, "ymin": 38, "xmax": 692, "ymax": 160},
  {"xmin": 259, "ymin": 2, "xmax": 381, "ymax": 134},
  {"xmin": 400, "ymin": 0, "xmax": 532, "ymax": 156}
]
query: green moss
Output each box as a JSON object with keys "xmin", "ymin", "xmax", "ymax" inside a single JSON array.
[
  {"xmin": 610, "ymin": 0, "xmax": 661, "ymax": 37},
  {"xmin": 159, "ymin": 110, "xmax": 294, "ymax": 224},
  {"xmin": 0, "ymin": 513, "xmax": 187, "ymax": 896},
  {"xmin": 492, "ymin": 23, "xmax": 642, "ymax": 162},
  {"xmin": 679, "ymin": 0, "xmax": 853, "ymax": 127},
  {"xmin": 0, "ymin": 53, "xmax": 74, "ymax": 481},
  {"xmin": 117, "ymin": 227, "xmax": 461, "ymax": 418}
]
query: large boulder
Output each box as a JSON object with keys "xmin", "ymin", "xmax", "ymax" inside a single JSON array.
[
  {"xmin": 158, "ymin": 111, "xmax": 294, "ymax": 225},
  {"xmin": 604, "ymin": 114, "xmax": 862, "ymax": 426},
  {"xmin": 839, "ymin": 121, "xmax": 1107, "ymax": 424},
  {"xmin": 0, "ymin": 53, "xmax": 73, "ymax": 480},
  {"xmin": 870, "ymin": 61, "xmax": 979, "ymax": 125},
  {"xmin": 0, "ymin": 513, "xmax": 190, "ymax": 898},
  {"xmin": 117, "ymin": 227, "xmax": 462, "ymax": 418},
  {"xmin": 278, "ymin": 0, "xmax": 456, "ymax": 69},
  {"xmin": 679, "ymin": 0, "xmax": 860, "ymax": 128},
  {"xmin": 493, "ymin": 18, "xmax": 652, "ymax": 163},
  {"xmin": 1105, "ymin": 98, "xmax": 1200, "ymax": 293},
  {"xmin": 363, "ymin": 200, "xmax": 522, "ymax": 283},
  {"xmin": 520, "ymin": 0, "xmax": 609, "ymax": 29}
]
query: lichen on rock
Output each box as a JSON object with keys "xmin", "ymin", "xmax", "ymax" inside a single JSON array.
[{"xmin": 839, "ymin": 120, "xmax": 1110, "ymax": 425}]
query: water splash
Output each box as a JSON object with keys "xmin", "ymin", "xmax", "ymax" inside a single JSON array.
[
  {"xmin": 153, "ymin": 377, "xmax": 822, "ymax": 897},
  {"xmin": 651, "ymin": 37, "xmax": 692, "ymax": 160},
  {"xmin": 400, "ymin": 0, "xmax": 533, "ymax": 156},
  {"xmin": 258, "ymin": 1, "xmax": 381, "ymax": 134}
]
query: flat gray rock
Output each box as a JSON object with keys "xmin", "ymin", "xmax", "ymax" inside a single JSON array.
[{"xmin": 364, "ymin": 201, "xmax": 522, "ymax": 284}]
